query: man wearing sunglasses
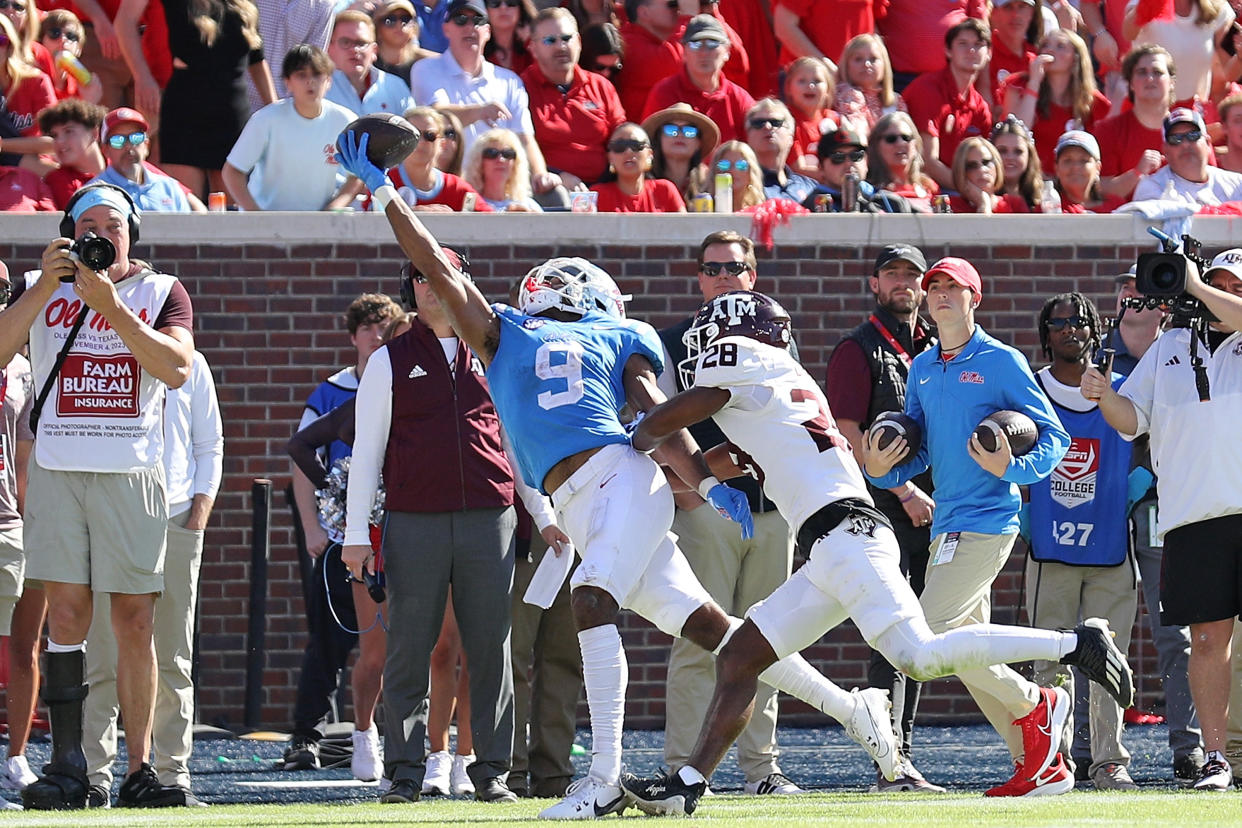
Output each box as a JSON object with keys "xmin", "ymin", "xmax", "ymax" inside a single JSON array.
[
  {"xmin": 1131, "ymin": 108, "xmax": 1242, "ymax": 207},
  {"xmin": 654, "ymin": 230, "xmax": 805, "ymax": 799},
  {"xmin": 816, "ymin": 127, "xmax": 891, "ymax": 213},
  {"xmin": 90, "ymin": 108, "xmax": 196, "ymax": 212},
  {"xmin": 640, "ymin": 15, "xmax": 753, "ymax": 141},
  {"xmin": 744, "ymin": 97, "xmax": 828, "ymax": 208},
  {"xmin": 1024, "ymin": 292, "xmax": 1139, "ymax": 792},
  {"xmin": 411, "ymin": 0, "xmax": 566, "ymax": 205},
  {"xmin": 522, "ymin": 8, "xmax": 625, "ymax": 189}
]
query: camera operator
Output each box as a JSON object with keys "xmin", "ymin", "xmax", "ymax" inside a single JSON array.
[
  {"xmin": 1082, "ymin": 249, "xmax": 1242, "ymax": 792},
  {"xmin": 0, "ymin": 182, "xmax": 194, "ymax": 810}
]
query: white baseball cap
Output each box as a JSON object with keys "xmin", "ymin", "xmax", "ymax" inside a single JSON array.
[{"xmin": 1205, "ymin": 248, "xmax": 1242, "ymax": 281}]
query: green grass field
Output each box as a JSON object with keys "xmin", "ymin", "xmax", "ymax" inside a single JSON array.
[{"xmin": 2, "ymin": 791, "xmax": 1238, "ymax": 827}]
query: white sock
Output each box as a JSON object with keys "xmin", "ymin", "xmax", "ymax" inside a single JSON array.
[
  {"xmin": 677, "ymin": 765, "xmax": 706, "ymax": 786},
  {"xmin": 46, "ymin": 640, "xmax": 86, "ymax": 654},
  {"xmin": 759, "ymin": 654, "xmax": 855, "ymax": 723},
  {"xmin": 714, "ymin": 617, "xmax": 744, "ymax": 655},
  {"xmin": 578, "ymin": 624, "xmax": 627, "ymax": 784},
  {"xmin": 1057, "ymin": 632, "xmax": 1079, "ymax": 659}
]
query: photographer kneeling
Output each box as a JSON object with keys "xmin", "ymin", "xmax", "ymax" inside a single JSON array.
[
  {"xmin": 0, "ymin": 183, "xmax": 194, "ymax": 809},
  {"xmin": 1083, "ymin": 249, "xmax": 1242, "ymax": 792}
]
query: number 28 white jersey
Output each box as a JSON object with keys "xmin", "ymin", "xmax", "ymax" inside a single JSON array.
[{"xmin": 694, "ymin": 336, "xmax": 874, "ymax": 532}]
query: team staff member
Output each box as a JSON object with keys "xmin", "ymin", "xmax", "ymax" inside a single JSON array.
[
  {"xmin": 342, "ymin": 257, "xmax": 547, "ymax": 804},
  {"xmin": 0, "ymin": 183, "xmax": 194, "ymax": 810},
  {"xmin": 863, "ymin": 257, "xmax": 1074, "ymax": 797},
  {"xmin": 825, "ymin": 243, "xmax": 942, "ymax": 793},
  {"xmin": 1083, "ymin": 249, "xmax": 1242, "ymax": 791}
]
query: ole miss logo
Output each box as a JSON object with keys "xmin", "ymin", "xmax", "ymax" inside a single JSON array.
[{"xmin": 958, "ymin": 371, "xmax": 985, "ymax": 384}]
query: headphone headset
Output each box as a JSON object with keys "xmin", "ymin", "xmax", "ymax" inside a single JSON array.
[
  {"xmin": 60, "ymin": 183, "xmax": 141, "ymax": 243},
  {"xmin": 400, "ymin": 247, "xmax": 471, "ymax": 309}
]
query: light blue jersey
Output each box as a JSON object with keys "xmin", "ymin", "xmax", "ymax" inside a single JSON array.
[{"xmin": 486, "ymin": 305, "xmax": 664, "ymax": 493}]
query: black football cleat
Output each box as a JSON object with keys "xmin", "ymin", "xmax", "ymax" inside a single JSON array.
[
  {"xmin": 621, "ymin": 771, "xmax": 706, "ymax": 817},
  {"xmin": 1061, "ymin": 618, "xmax": 1134, "ymax": 709}
]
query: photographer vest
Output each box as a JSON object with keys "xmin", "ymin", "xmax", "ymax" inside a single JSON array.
[{"xmin": 24, "ymin": 267, "xmax": 177, "ymax": 473}]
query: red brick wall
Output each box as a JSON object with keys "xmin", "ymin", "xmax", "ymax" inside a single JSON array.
[{"xmin": 1, "ymin": 215, "xmax": 1170, "ymax": 730}]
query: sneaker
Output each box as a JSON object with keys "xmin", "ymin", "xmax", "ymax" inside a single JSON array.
[
  {"xmin": 422, "ymin": 751, "xmax": 451, "ymax": 797},
  {"xmin": 743, "ymin": 772, "xmax": 804, "ymax": 795},
  {"xmin": 1192, "ymin": 752, "xmax": 1233, "ymax": 791},
  {"xmin": 1061, "ymin": 618, "xmax": 1135, "ymax": 709},
  {"xmin": 1091, "ymin": 762, "xmax": 1138, "ymax": 791},
  {"xmin": 451, "ymin": 753, "xmax": 475, "ymax": 797},
  {"xmin": 621, "ymin": 771, "xmax": 704, "ymax": 817},
  {"xmin": 844, "ymin": 687, "xmax": 900, "ymax": 782},
  {"xmin": 985, "ymin": 754, "xmax": 1074, "ymax": 797},
  {"xmin": 540, "ymin": 775, "xmax": 633, "ymax": 819},
  {"xmin": 1014, "ymin": 686, "xmax": 1070, "ymax": 781},
  {"xmin": 351, "ymin": 726, "xmax": 382, "ymax": 783},
  {"xmin": 116, "ymin": 763, "xmax": 189, "ymax": 808},
  {"xmin": 87, "ymin": 784, "xmax": 110, "ymax": 809},
  {"xmin": 381, "ymin": 778, "xmax": 419, "ymax": 804},
  {"xmin": 4, "ymin": 756, "xmax": 38, "ymax": 789},
  {"xmin": 282, "ymin": 737, "xmax": 320, "ymax": 771},
  {"xmin": 1175, "ymin": 752, "xmax": 1205, "ymax": 787},
  {"xmin": 870, "ymin": 759, "xmax": 947, "ymax": 793}
]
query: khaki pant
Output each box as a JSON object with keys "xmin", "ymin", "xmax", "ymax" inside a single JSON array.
[
  {"xmin": 663, "ymin": 505, "xmax": 793, "ymax": 783},
  {"xmin": 0, "ymin": 525, "xmax": 24, "ymax": 635},
  {"xmin": 84, "ymin": 510, "xmax": 205, "ymax": 789},
  {"xmin": 1025, "ymin": 557, "xmax": 1138, "ymax": 773},
  {"xmin": 919, "ymin": 532, "xmax": 1039, "ymax": 759}
]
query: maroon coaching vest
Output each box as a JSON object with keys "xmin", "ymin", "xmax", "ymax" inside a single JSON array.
[{"xmin": 382, "ymin": 318, "xmax": 514, "ymax": 513}]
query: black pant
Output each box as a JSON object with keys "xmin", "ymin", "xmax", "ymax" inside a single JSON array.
[{"xmin": 292, "ymin": 545, "xmax": 359, "ymax": 740}]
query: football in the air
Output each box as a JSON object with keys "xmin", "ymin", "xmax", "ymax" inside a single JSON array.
[
  {"xmin": 973, "ymin": 410, "xmax": 1038, "ymax": 456},
  {"xmin": 868, "ymin": 411, "xmax": 922, "ymax": 464},
  {"xmin": 337, "ymin": 114, "xmax": 420, "ymax": 169}
]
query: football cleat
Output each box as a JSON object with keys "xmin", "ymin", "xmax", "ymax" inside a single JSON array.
[
  {"xmin": 538, "ymin": 775, "xmax": 632, "ymax": 819},
  {"xmin": 844, "ymin": 687, "xmax": 901, "ymax": 782},
  {"xmin": 621, "ymin": 771, "xmax": 706, "ymax": 817},
  {"xmin": 1061, "ymin": 618, "xmax": 1134, "ymax": 710}
]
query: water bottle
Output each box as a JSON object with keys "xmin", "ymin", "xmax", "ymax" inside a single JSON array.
[
  {"xmin": 842, "ymin": 173, "xmax": 859, "ymax": 213},
  {"xmin": 715, "ymin": 173, "xmax": 733, "ymax": 214},
  {"xmin": 1041, "ymin": 180, "xmax": 1062, "ymax": 214}
]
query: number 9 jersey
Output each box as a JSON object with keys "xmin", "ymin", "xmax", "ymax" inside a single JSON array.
[
  {"xmin": 486, "ymin": 304, "xmax": 665, "ymax": 494},
  {"xmin": 692, "ymin": 335, "xmax": 873, "ymax": 533}
]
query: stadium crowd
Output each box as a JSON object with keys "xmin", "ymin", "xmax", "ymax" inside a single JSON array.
[{"xmin": 3, "ymin": 0, "xmax": 1242, "ymax": 816}]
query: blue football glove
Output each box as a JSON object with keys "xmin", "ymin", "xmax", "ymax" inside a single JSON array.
[
  {"xmin": 335, "ymin": 130, "xmax": 388, "ymax": 193},
  {"xmin": 707, "ymin": 483, "xmax": 754, "ymax": 540}
]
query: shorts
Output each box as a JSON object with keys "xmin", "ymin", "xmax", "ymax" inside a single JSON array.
[
  {"xmin": 0, "ymin": 525, "xmax": 24, "ymax": 635},
  {"xmin": 24, "ymin": 463, "xmax": 168, "ymax": 595},
  {"xmin": 1160, "ymin": 514, "xmax": 1242, "ymax": 626},
  {"xmin": 552, "ymin": 444, "xmax": 710, "ymax": 637},
  {"xmin": 748, "ymin": 507, "xmax": 921, "ymax": 660}
]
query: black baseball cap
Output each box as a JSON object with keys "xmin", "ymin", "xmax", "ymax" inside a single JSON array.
[
  {"xmin": 447, "ymin": 0, "xmax": 486, "ymax": 16},
  {"xmin": 873, "ymin": 244, "xmax": 928, "ymax": 274}
]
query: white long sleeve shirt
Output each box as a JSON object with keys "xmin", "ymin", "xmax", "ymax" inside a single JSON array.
[{"xmin": 163, "ymin": 351, "xmax": 224, "ymax": 517}]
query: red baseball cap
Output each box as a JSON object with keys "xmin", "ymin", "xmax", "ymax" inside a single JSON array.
[
  {"xmin": 920, "ymin": 256, "xmax": 982, "ymax": 298},
  {"xmin": 102, "ymin": 107, "xmax": 149, "ymax": 141}
]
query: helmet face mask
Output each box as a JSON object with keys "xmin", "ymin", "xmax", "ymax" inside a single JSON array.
[
  {"xmin": 519, "ymin": 257, "xmax": 630, "ymax": 319},
  {"xmin": 679, "ymin": 290, "xmax": 792, "ymax": 387}
]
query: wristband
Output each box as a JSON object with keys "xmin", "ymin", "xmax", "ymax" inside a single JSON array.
[
  {"xmin": 373, "ymin": 184, "xmax": 399, "ymax": 210},
  {"xmin": 697, "ymin": 475, "xmax": 722, "ymax": 500},
  {"xmin": 1021, "ymin": 86, "xmax": 1039, "ymax": 99},
  {"xmin": 899, "ymin": 487, "xmax": 918, "ymax": 503}
]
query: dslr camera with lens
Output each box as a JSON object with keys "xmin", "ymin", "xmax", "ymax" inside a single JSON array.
[{"xmin": 65, "ymin": 231, "xmax": 117, "ymax": 278}]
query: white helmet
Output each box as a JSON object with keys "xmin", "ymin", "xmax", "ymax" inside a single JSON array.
[{"xmin": 518, "ymin": 257, "xmax": 631, "ymax": 319}]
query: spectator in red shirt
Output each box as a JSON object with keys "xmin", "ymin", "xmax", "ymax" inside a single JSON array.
[
  {"xmin": 522, "ymin": 8, "xmax": 627, "ymax": 187},
  {"xmin": 876, "ymin": 0, "xmax": 986, "ymax": 86},
  {"xmin": 641, "ymin": 14, "xmax": 754, "ymax": 140},
  {"xmin": 1002, "ymin": 29, "xmax": 1111, "ymax": 172},
  {"xmin": 985, "ymin": 0, "xmax": 1040, "ymax": 106},
  {"xmin": 1096, "ymin": 44, "xmax": 1173, "ymax": 206},
  {"xmin": 1217, "ymin": 92, "xmax": 1242, "ymax": 172},
  {"xmin": 772, "ymin": 0, "xmax": 868, "ymax": 76},
  {"xmin": 616, "ymin": 0, "xmax": 686, "ymax": 119},
  {"xmin": 380, "ymin": 106, "xmax": 494, "ymax": 210},
  {"xmin": 0, "ymin": 165, "xmax": 55, "ymax": 210},
  {"xmin": 38, "ymin": 10, "xmax": 103, "ymax": 103},
  {"xmin": 833, "ymin": 33, "xmax": 906, "ymax": 140},
  {"xmin": 865, "ymin": 110, "xmax": 938, "ymax": 211},
  {"xmin": 484, "ymin": 0, "xmax": 537, "ymax": 74},
  {"xmin": 948, "ymin": 136, "xmax": 1029, "ymax": 212},
  {"xmin": 903, "ymin": 18, "xmax": 993, "ymax": 189},
  {"xmin": 1, "ymin": 0, "xmax": 52, "ymax": 75},
  {"xmin": 784, "ymin": 56, "xmax": 839, "ymax": 179},
  {"xmin": 579, "ymin": 20, "xmax": 623, "ymax": 81},
  {"xmin": 1053, "ymin": 129, "xmax": 1105, "ymax": 212},
  {"xmin": 990, "ymin": 112, "xmax": 1042, "ymax": 210},
  {"xmin": 716, "ymin": 0, "xmax": 777, "ymax": 96},
  {"xmin": 0, "ymin": 15, "xmax": 57, "ymax": 171},
  {"xmin": 590, "ymin": 121, "xmax": 687, "ymax": 210},
  {"xmin": 644, "ymin": 101, "xmax": 717, "ymax": 200},
  {"xmin": 37, "ymin": 97, "xmax": 107, "ymax": 208}
]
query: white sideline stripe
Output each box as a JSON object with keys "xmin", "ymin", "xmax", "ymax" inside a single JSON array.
[{"xmin": 237, "ymin": 780, "xmax": 379, "ymax": 789}]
